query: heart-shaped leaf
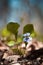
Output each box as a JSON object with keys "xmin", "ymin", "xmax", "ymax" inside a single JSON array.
[
  {"xmin": 7, "ymin": 22, "xmax": 20, "ymax": 34},
  {"xmin": 23, "ymin": 24, "xmax": 34, "ymax": 34}
]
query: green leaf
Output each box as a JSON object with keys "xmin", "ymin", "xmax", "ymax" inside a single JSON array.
[
  {"xmin": 7, "ymin": 22, "xmax": 20, "ymax": 40},
  {"xmin": 23, "ymin": 24, "xmax": 34, "ymax": 34},
  {"xmin": 1, "ymin": 28, "xmax": 11, "ymax": 37},
  {"xmin": 7, "ymin": 22, "xmax": 20, "ymax": 34},
  {"xmin": 17, "ymin": 37, "xmax": 22, "ymax": 43},
  {"xmin": 7, "ymin": 41, "xmax": 15, "ymax": 46},
  {"xmin": 30, "ymin": 32, "xmax": 36, "ymax": 38}
]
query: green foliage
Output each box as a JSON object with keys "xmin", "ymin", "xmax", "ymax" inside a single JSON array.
[
  {"xmin": 23, "ymin": 24, "xmax": 34, "ymax": 34},
  {"xmin": 7, "ymin": 22, "xmax": 20, "ymax": 40},
  {"xmin": 7, "ymin": 22, "xmax": 20, "ymax": 34},
  {"xmin": 7, "ymin": 41, "xmax": 15, "ymax": 46},
  {"xmin": 17, "ymin": 36, "xmax": 22, "ymax": 43},
  {"xmin": 30, "ymin": 32, "xmax": 37, "ymax": 38},
  {"xmin": 1, "ymin": 28, "xmax": 11, "ymax": 37}
]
